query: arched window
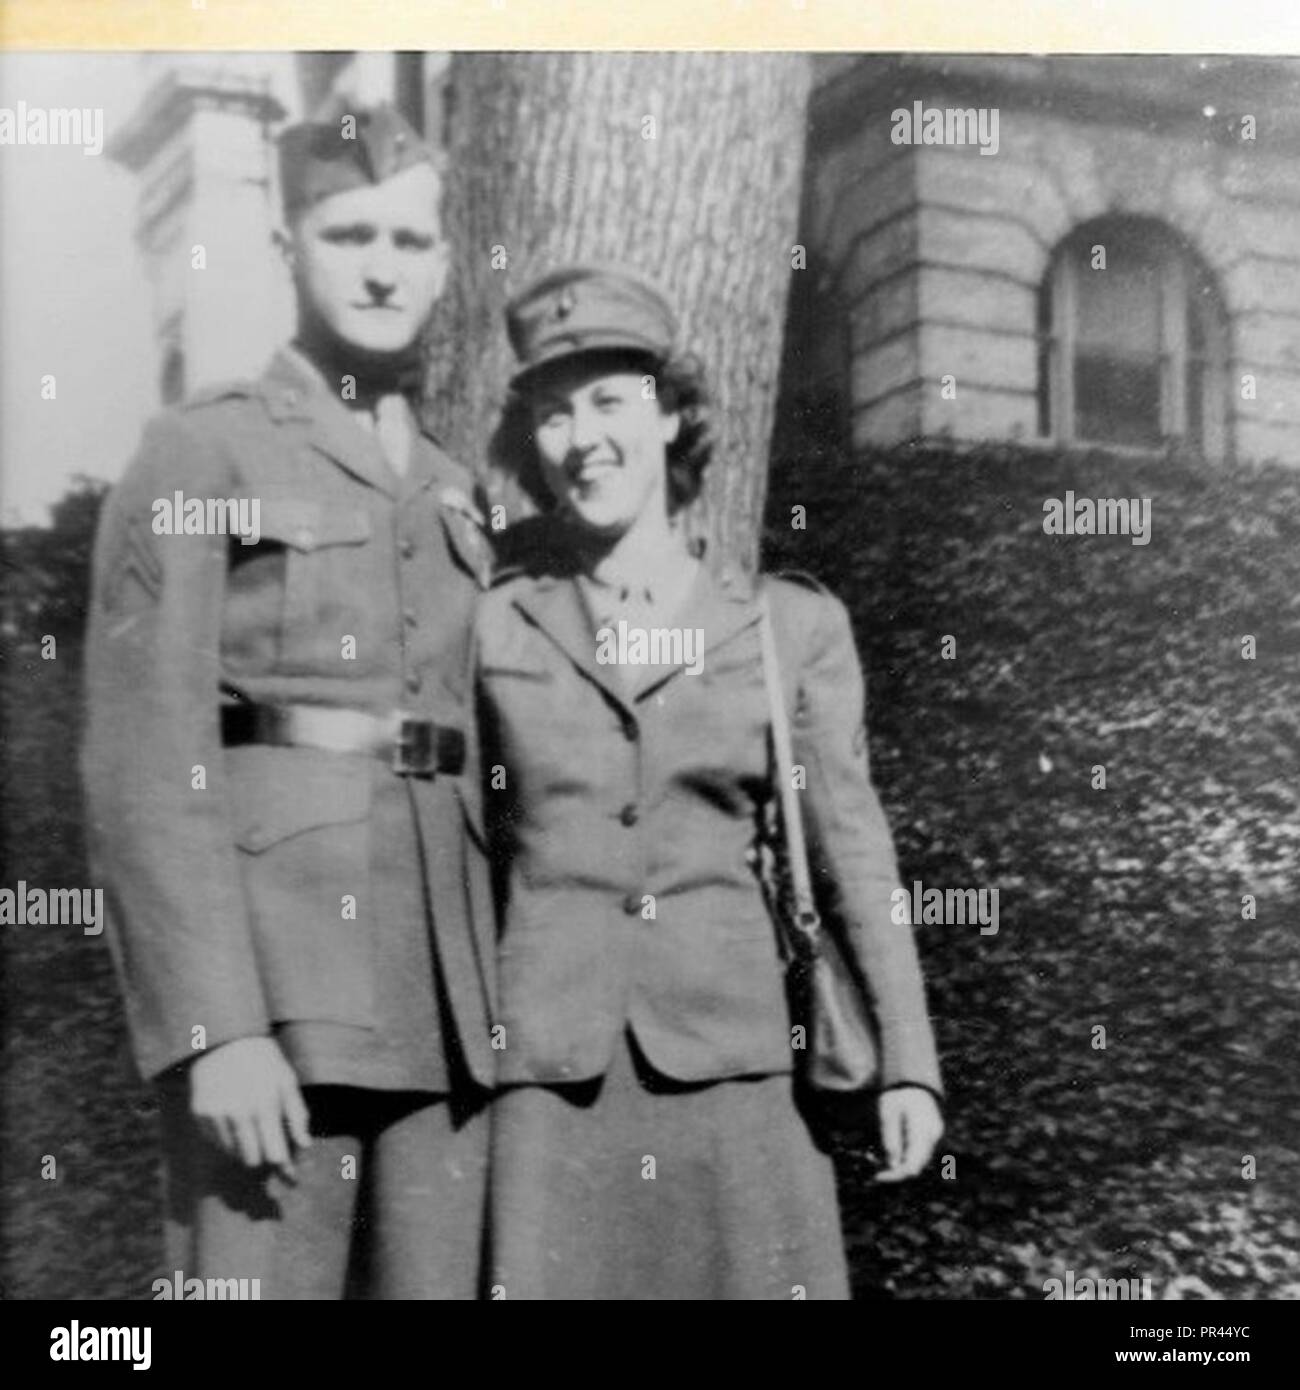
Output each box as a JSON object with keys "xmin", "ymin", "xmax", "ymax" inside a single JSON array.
[{"xmin": 1037, "ymin": 217, "xmax": 1229, "ymax": 456}]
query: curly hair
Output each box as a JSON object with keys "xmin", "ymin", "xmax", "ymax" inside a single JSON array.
[{"xmin": 488, "ymin": 348, "xmax": 714, "ymax": 516}]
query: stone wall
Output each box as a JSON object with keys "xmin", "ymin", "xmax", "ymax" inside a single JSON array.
[{"xmin": 800, "ymin": 56, "xmax": 1300, "ymax": 466}]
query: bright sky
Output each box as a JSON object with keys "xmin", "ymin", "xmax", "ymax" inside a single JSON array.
[
  {"xmin": 0, "ymin": 52, "xmax": 300, "ymax": 526},
  {"xmin": 0, "ymin": 53, "xmax": 155, "ymax": 525}
]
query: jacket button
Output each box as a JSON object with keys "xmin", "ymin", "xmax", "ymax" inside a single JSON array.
[
  {"xmin": 619, "ymin": 803, "xmax": 639, "ymax": 826},
  {"xmin": 403, "ymin": 609, "xmax": 418, "ymax": 628},
  {"xmin": 400, "ymin": 538, "xmax": 415, "ymax": 559},
  {"xmin": 405, "ymin": 672, "xmax": 421, "ymax": 694},
  {"xmin": 622, "ymin": 892, "xmax": 642, "ymax": 916}
]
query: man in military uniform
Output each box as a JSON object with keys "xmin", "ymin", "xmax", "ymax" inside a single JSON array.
[{"xmin": 82, "ymin": 105, "xmax": 496, "ymax": 1298}]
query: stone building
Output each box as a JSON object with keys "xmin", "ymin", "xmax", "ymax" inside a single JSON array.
[
  {"xmin": 107, "ymin": 54, "xmax": 294, "ymax": 403},
  {"xmin": 110, "ymin": 52, "xmax": 1300, "ymax": 466},
  {"xmin": 796, "ymin": 54, "xmax": 1300, "ymax": 466}
]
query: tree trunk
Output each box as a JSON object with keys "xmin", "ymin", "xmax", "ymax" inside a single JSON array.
[{"xmin": 424, "ymin": 51, "xmax": 812, "ymax": 576}]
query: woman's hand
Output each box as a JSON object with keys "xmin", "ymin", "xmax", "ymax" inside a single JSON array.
[{"xmin": 875, "ymin": 1086, "xmax": 943, "ymax": 1183}]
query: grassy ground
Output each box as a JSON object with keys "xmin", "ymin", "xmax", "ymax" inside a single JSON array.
[
  {"xmin": 1, "ymin": 638, "xmax": 160, "ymax": 1300},
  {"xmin": 2, "ymin": 437, "xmax": 1298, "ymax": 1299}
]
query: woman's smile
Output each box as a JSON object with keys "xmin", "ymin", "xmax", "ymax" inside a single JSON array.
[
  {"xmin": 568, "ymin": 455, "xmax": 620, "ymax": 486},
  {"xmin": 529, "ymin": 365, "xmax": 680, "ymax": 534}
]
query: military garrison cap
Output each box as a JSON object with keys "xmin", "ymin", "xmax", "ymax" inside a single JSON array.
[
  {"xmin": 278, "ymin": 103, "xmax": 438, "ymax": 218},
  {"xmin": 505, "ymin": 265, "xmax": 678, "ymax": 389}
]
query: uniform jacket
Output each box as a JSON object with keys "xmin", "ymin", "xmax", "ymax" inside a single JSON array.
[
  {"xmin": 82, "ymin": 348, "xmax": 497, "ymax": 1088},
  {"xmin": 473, "ymin": 553, "xmax": 943, "ymax": 1093}
]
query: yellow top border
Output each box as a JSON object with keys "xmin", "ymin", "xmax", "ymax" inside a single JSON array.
[{"xmin": 1, "ymin": 0, "xmax": 1297, "ymax": 54}]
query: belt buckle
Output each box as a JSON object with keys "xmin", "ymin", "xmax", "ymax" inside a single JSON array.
[{"xmin": 392, "ymin": 714, "xmax": 435, "ymax": 776}]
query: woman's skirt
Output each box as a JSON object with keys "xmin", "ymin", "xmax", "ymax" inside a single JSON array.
[{"xmin": 488, "ymin": 1030, "xmax": 850, "ymax": 1300}]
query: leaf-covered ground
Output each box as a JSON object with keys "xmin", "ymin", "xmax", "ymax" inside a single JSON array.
[
  {"xmin": 2, "ymin": 437, "xmax": 1298, "ymax": 1300},
  {"xmin": 764, "ymin": 434, "xmax": 1300, "ymax": 1299}
]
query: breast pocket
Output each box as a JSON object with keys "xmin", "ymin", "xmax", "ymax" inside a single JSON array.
[{"xmin": 257, "ymin": 500, "xmax": 374, "ymax": 663}]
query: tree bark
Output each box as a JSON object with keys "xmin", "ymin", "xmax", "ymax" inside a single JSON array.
[{"xmin": 424, "ymin": 51, "xmax": 812, "ymax": 576}]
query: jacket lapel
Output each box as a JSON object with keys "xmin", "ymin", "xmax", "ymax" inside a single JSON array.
[
  {"xmin": 511, "ymin": 574, "xmax": 634, "ymax": 717},
  {"xmin": 258, "ymin": 348, "xmax": 399, "ymax": 499},
  {"xmin": 633, "ymin": 562, "xmax": 761, "ymax": 701}
]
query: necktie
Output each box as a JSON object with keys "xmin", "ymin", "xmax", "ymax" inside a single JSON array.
[{"xmin": 374, "ymin": 394, "xmax": 412, "ymax": 477}]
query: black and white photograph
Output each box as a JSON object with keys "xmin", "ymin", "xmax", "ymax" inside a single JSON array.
[{"xmin": 0, "ymin": 22, "xmax": 1297, "ymax": 1328}]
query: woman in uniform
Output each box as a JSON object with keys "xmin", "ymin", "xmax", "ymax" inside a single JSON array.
[{"xmin": 473, "ymin": 264, "xmax": 944, "ymax": 1300}]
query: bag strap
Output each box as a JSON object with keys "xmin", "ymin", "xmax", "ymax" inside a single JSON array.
[{"xmin": 757, "ymin": 588, "xmax": 823, "ymax": 947}]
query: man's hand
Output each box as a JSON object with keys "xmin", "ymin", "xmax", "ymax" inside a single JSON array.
[
  {"xmin": 189, "ymin": 1037, "xmax": 312, "ymax": 1180},
  {"xmin": 875, "ymin": 1086, "xmax": 943, "ymax": 1183}
]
